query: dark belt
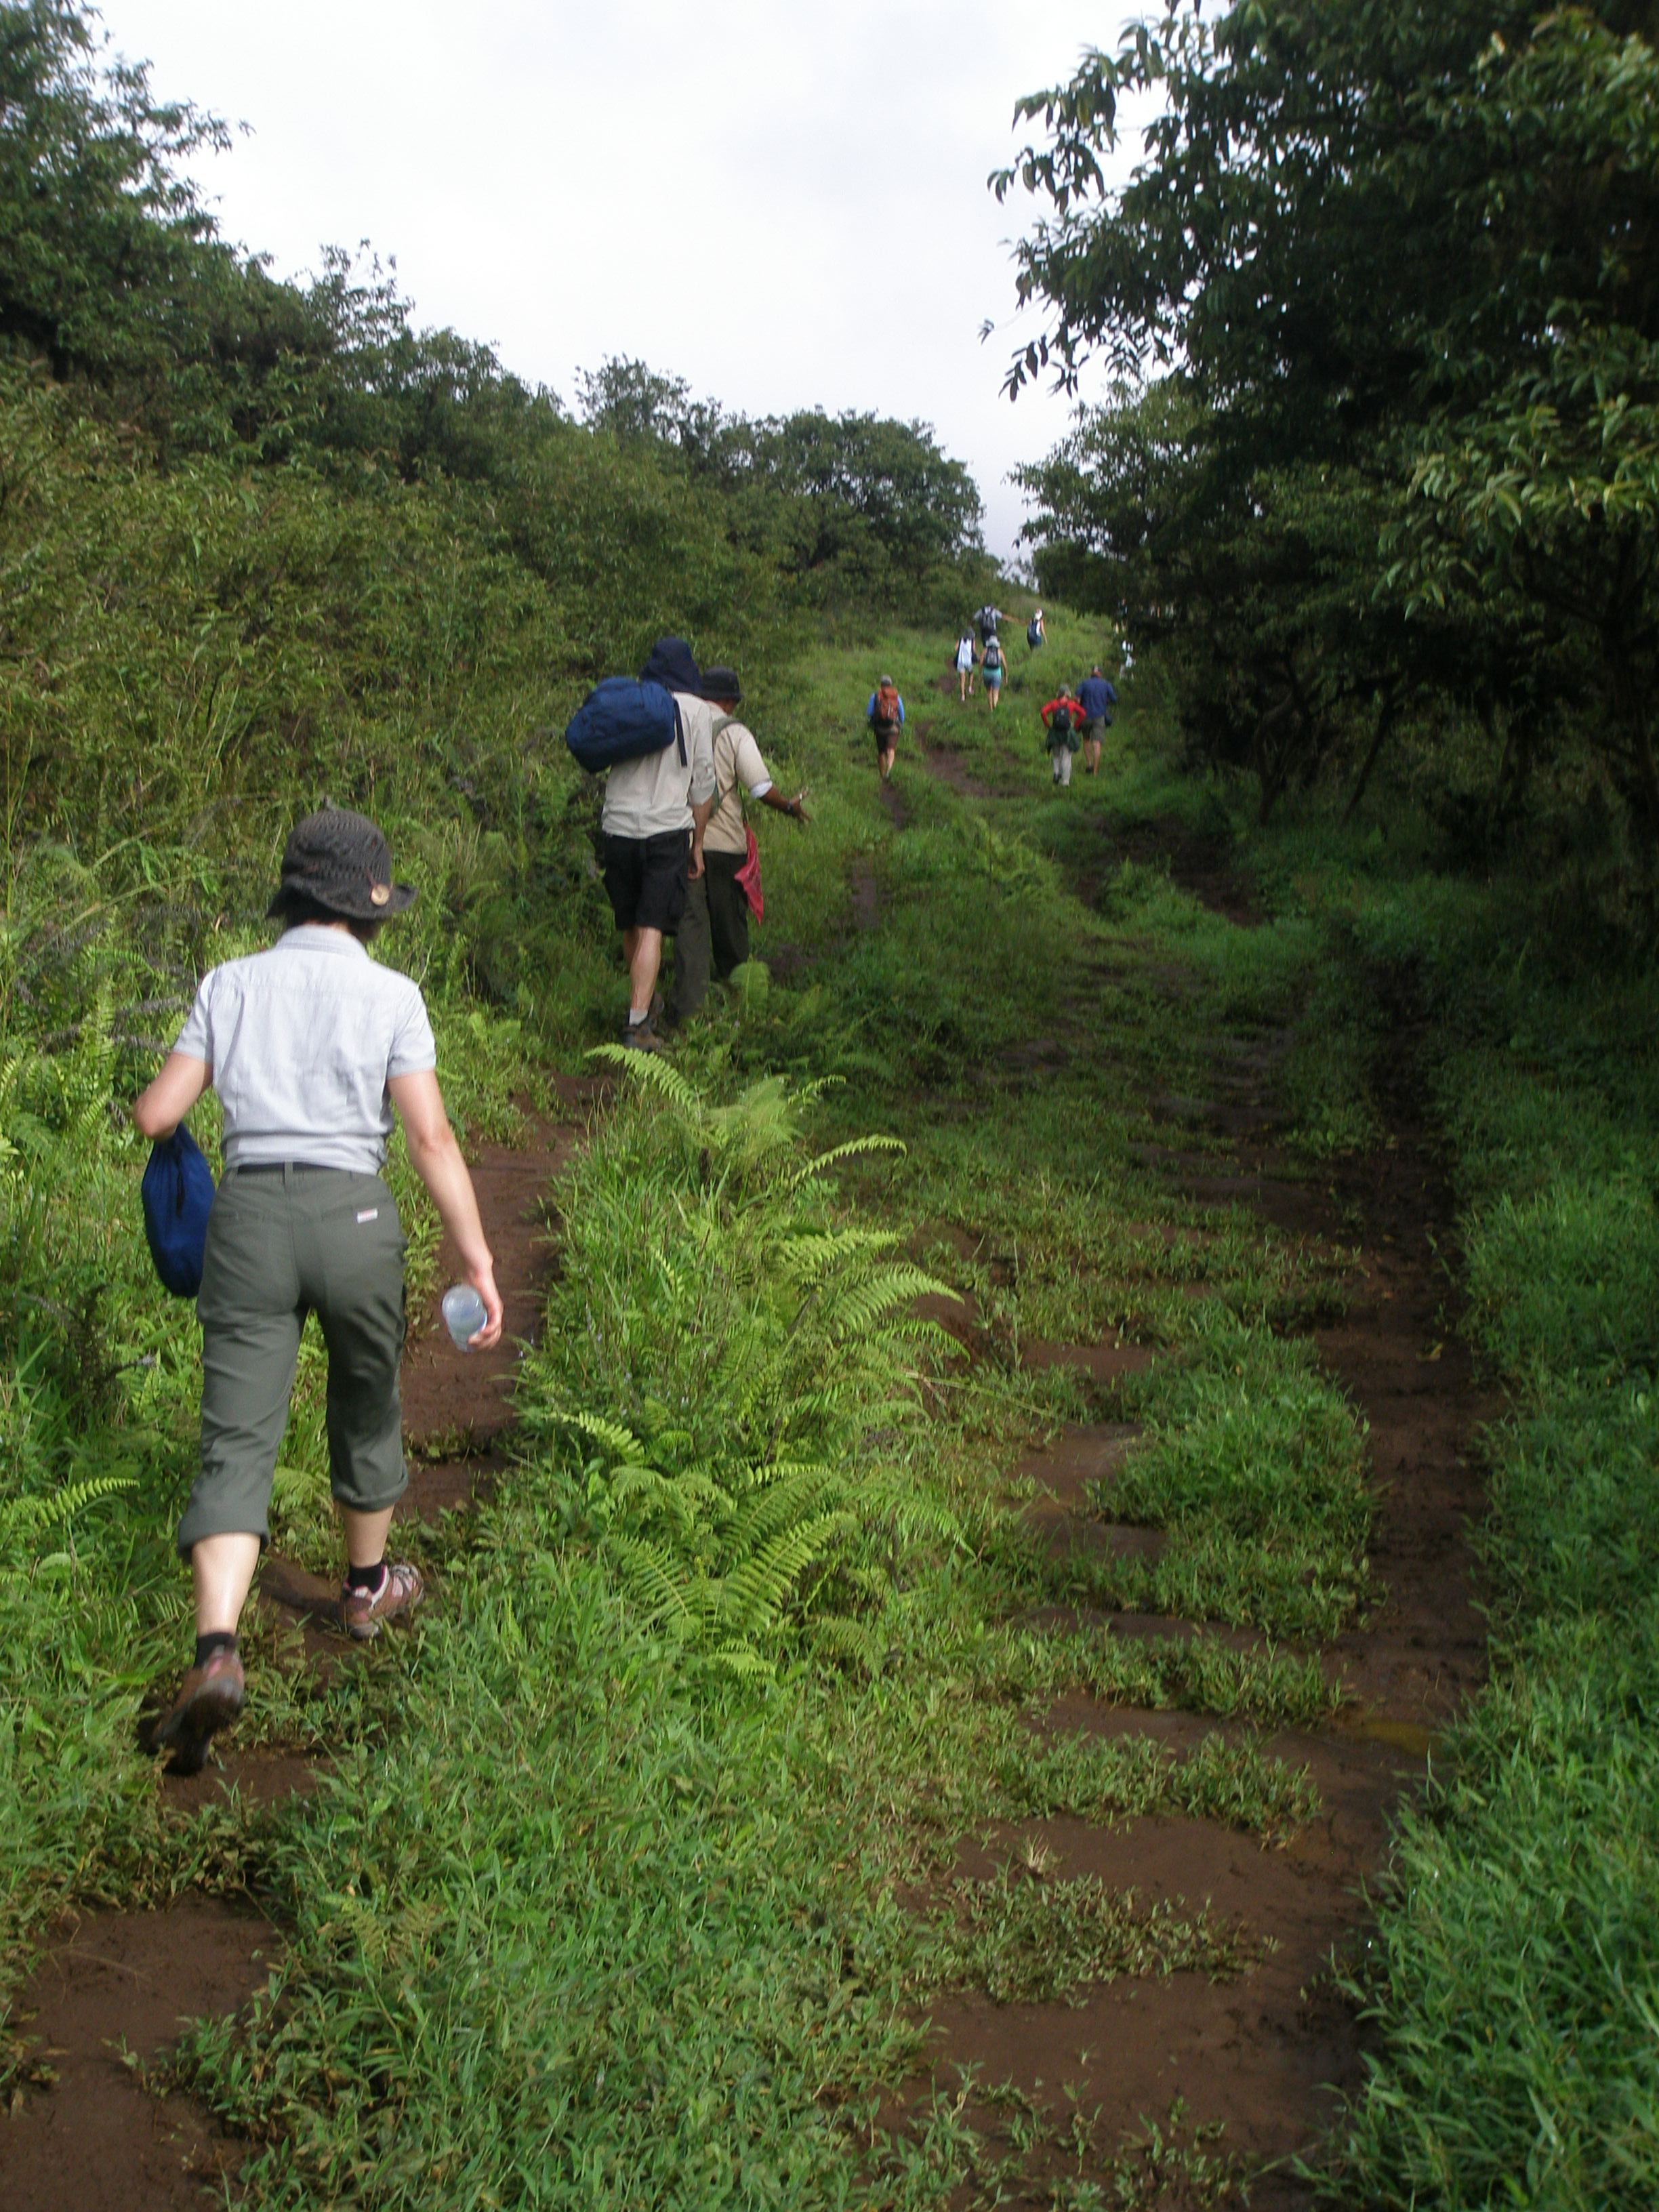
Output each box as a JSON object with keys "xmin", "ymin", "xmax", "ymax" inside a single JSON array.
[{"xmin": 232, "ymin": 1161, "xmax": 335, "ymax": 1176}]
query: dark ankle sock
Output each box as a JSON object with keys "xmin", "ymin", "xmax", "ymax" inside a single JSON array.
[
  {"xmin": 194, "ymin": 1631, "xmax": 237, "ymax": 1669},
  {"xmin": 346, "ymin": 1559, "xmax": 387, "ymax": 1595}
]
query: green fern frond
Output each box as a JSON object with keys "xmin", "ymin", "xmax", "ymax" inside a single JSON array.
[
  {"xmin": 828, "ymin": 1265, "xmax": 958, "ymax": 1339},
  {"xmin": 552, "ymin": 1406, "xmax": 643, "ymax": 1459},
  {"xmin": 587, "ymin": 1044, "xmax": 705, "ymax": 1114},
  {"xmin": 783, "ymin": 1134, "xmax": 905, "ymax": 1192}
]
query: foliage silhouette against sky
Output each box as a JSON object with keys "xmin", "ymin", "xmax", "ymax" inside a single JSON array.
[{"xmin": 96, "ymin": 0, "xmax": 1143, "ymax": 561}]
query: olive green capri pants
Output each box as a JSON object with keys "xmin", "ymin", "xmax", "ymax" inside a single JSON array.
[{"xmin": 176, "ymin": 1164, "xmax": 409, "ymax": 1557}]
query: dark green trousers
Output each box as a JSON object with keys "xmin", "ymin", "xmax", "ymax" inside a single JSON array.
[
  {"xmin": 177, "ymin": 1165, "xmax": 408, "ymax": 1556},
  {"xmin": 668, "ymin": 849, "xmax": 751, "ymax": 1023}
]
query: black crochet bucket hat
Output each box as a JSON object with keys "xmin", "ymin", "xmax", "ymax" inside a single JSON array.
[{"xmin": 267, "ymin": 808, "xmax": 417, "ymax": 922}]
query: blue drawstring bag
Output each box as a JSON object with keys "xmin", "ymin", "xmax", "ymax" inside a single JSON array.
[{"xmin": 141, "ymin": 1128, "xmax": 216, "ymax": 1297}]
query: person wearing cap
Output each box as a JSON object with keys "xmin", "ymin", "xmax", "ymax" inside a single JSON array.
[
  {"xmin": 130, "ymin": 808, "xmax": 505, "ymax": 1772},
  {"xmin": 867, "ymin": 676, "xmax": 905, "ymax": 781},
  {"xmin": 665, "ymin": 665, "xmax": 808, "ymax": 1027},
  {"xmin": 1077, "ymin": 665, "xmax": 1119, "ymax": 774},
  {"xmin": 600, "ymin": 636, "xmax": 717, "ymax": 1051}
]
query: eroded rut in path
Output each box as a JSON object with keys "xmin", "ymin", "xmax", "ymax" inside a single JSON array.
[
  {"xmin": 901, "ymin": 794, "xmax": 1486, "ymax": 2200},
  {"xmin": 2, "ymin": 1095, "xmax": 588, "ymax": 2212}
]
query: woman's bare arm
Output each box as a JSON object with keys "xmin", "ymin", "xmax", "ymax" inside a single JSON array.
[
  {"xmin": 133, "ymin": 1052, "xmax": 212, "ymax": 1139},
  {"xmin": 388, "ymin": 1069, "xmax": 504, "ymax": 1348}
]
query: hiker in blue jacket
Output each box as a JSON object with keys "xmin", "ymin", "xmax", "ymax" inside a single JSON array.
[
  {"xmin": 867, "ymin": 676, "xmax": 904, "ymax": 780},
  {"xmin": 1077, "ymin": 665, "xmax": 1119, "ymax": 775}
]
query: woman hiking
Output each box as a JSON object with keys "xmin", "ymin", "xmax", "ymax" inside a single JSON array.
[
  {"xmin": 981, "ymin": 630, "xmax": 1006, "ymax": 709},
  {"xmin": 954, "ymin": 628, "xmax": 978, "ymax": 702},
  {"xmin": 133, "ymin": 808, "xmax": 504, "ymax": 1773}
]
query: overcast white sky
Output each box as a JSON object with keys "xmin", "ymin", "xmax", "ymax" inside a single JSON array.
[{"xmin": 98, "ymin": 1, "xmax": 1147, "ymax": 563}]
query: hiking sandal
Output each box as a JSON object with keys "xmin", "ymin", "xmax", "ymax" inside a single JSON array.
[{"xmin": 340, "ymin": 1561, "xmax": 425, "ymax": 1641}]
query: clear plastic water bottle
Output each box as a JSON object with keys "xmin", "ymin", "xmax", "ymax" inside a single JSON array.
[{"xmin": 441, "ymin": 1283, "xmax": 487, "ymax": 1350}]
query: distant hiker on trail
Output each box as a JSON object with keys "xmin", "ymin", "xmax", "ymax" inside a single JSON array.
[
  {"xmin": 975, "ymin": 604, "xmax": 1005, "ymax": 647},
  {"xmin": 981, "ymin": 631, "xmax": 1006, "ymax": 710},
  {"xmin": 868, "ymin": 675, "xmax": 905, "ymax": 780},
  {"xmin": 666, "ymin": 663, "xmax": 808, "ymax": 1026},
  {"xmin": 600, "ymin": 636, "xmax": 716, "ymax": 1052},
  {"xmin": 1042, "ymin": 687, "xmax": 1082, "ymax": 787},
  {"xmin": 131, "ymin": 808, "xmax": 504, "ymax": 1774},
  {"xmin": 1077, "ymin": 664, "xmax": 1119, "ymax": 774},
  {"xmin": 954, "ymin": 629, "xmax": 978, "ymax": 702},
  {"xmin": 1027, "ymin": 608, "xmax": 1046, "ymax": 650}
]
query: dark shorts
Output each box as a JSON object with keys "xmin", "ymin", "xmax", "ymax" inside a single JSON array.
[
  {"xmin": 871, "ymin": 721, "xmax": 900, "ymax": 752},
  {"xmin": 1080, "ymin": 717, "xmax": 1103, "ymax": 741},
  {"xmin": 602, "ymin": 830, "xmax": 691, "ymax": 934}
]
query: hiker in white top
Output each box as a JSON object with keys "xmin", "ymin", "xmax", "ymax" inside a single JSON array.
[
  {"xmin": 665, "ymin": 663, "xmax": 808, "ymax": 1026},
  {"xmin": 131, "ymin": 808, "xmax": 504, "ymax": 1774},
  {"xmin": 955, "ymin": 630, "xmax": 978, "ymax": 702},
  {"xmin": 598, "ymin": 636, "xmax": 716, "ymax": 1050}
]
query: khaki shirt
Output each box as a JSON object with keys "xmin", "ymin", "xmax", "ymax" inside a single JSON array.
[{"xmin": 704, "ymin": 715, "xmax": 774, "ymax": 855}]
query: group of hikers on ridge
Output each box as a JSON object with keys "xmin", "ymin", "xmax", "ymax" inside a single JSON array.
[{"xmin": 954, "ymin": 602, "xmax": 1046, "ymax": 705}]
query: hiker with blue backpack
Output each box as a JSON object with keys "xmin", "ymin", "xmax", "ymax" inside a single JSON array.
[
  {"xmin": 981, "ymin": 630, "xmax": 1006, "ymax": 710},
  {"xmin": 566, "ymin": 636, "xmax": 716, "ymax": 1052},
  {"xmin": 131, "ymin": 808, "xmax": 504, "ymax": 1774},
  {"xmin": 1078, "ymin": 664, "xmax": 1119, "ymax": 774}
]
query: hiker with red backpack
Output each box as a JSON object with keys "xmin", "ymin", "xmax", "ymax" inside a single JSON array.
[
  {"xmin": 867, "ymin": 676, "xmax": 905, "ymax": 779},
  {"xmin": 1042, "ymin": 687, "xmax": 1082, "ymax": 787},
  {"xmin": 665, "ymin": 663, "xmax": 809, "ymax": 1025}
]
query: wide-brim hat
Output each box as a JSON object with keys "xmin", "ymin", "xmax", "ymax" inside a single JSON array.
[
  {"xmin": 700, "ymin": 664, "xmax": 742, "ymax": 703},
  {"xmin": 267, "ymin": 807, "xmax": 417, "ymax": 921}
]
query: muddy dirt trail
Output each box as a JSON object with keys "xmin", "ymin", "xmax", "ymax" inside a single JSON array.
[
  {"xmin": 1, "ymin": 1095, "xmax": 588, "ymax": 2212},
  {"xmin": 905, "ymin": 756, "xmax": 1487, "ymax": 2200}
]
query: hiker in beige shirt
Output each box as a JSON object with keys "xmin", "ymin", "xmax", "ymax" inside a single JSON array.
[{"xmin": 665, "ymin": 663, "xmax": 808, "ymax": 1025}]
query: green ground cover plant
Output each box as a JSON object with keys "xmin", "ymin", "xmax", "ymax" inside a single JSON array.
[{"xmin": 14, "ymin": 9, "xmax": 1656, "ymax": 2197}]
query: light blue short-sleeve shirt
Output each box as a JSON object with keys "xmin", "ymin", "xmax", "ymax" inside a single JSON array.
[{"xmin": 173, "ymin": 924, "xmax": 437, "ymax": 1174}]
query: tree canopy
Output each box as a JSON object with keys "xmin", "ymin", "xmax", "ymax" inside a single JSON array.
[{"xmin": 1001, "ymin": 2, "xmax": 1659, "ymax": 840}]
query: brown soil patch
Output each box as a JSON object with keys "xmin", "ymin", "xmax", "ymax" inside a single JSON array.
[
  {"xmin": 1082, "ymin": 814, "xmax": 1264, "ymax": 926},
  {"xmin": 1, "ymin": 1900, "xmax": 272, "ymax": 2212},
  {"xmin": 878, "ymin": 778, "xmax": 911, "ymax": 829},
  {"xmin": 398, "ymin": 1111, "xmax": 581, "ymax": 1461}
]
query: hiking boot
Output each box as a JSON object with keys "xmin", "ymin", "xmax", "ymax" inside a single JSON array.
[
  {"xmin": 619, "ymin": 1018, "xmax": 661, "ymax": 1052},
  {"xmin": 150, "ymin": 1646, "xmax": 245, "ymax": 1773},
  {"xmin": 340, "ymin": 1560, "xmax": 424, "ymax": 1641}
]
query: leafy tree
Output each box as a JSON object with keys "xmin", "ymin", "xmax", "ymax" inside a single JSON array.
[
  {"xmin": 999, "ymin": 3, "xmax": 1659, "ymax": 840},
  {"xmin": 0, "ymin": 0, "xmax": 229, "ymax": 386}
]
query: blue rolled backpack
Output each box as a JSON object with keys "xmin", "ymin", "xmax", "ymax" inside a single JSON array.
[
  {"xmin": 141, "ymin": 1127, "xmax": 216, "ymax": 1297},
  {"xmin": 564, "ymin": 678, "xmax": 686, "ymax": 775},
  {"xmin": 563, "ymin": 635, "xmax": 699, "ymax": 775}
]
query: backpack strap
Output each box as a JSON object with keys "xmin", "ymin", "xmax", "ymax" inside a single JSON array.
[{"xmin": 712, "ymin": 712, "xmax": 743, "ymax": 816}]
